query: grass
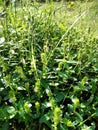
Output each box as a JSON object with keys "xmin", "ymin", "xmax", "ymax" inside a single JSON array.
[
  {"xmin": 0, "ymin": 0, "xmax": 98, "ymax": 36},
  {"xmin": 0, "ymin": 0, "xmax": 98, "ymax": 130},
  {"xmin": 39, "ymin": 0, "xmax": 98, "ymax": 36}
]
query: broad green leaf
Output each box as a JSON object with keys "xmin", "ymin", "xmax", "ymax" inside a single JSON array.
[
  {"xmin": 6, "ymin": 106, "xmax": 16, "ymax": 119},
  {"xmin": 95, "ymin": 108, "xmax": 98, "ymax": 116},
  {"xmin": 68, "ymin": 104, "xmax": 74, "ymax": 112},
  {"xmin": 55, "ymin": 92, "xmax": 65, "ymax": 102},
  {"xmin": 39, "ymin": 113, "xmax": 52, "ymax": 129}
]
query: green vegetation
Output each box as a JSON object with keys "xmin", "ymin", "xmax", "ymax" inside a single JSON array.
[{"xmin": 0, "ymin": 0, "xmax": 98, "ymax": 129}]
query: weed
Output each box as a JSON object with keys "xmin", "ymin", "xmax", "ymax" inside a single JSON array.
[{"xmin": 0, "ymin": 0, "xmax": 98, "ymax": 129}]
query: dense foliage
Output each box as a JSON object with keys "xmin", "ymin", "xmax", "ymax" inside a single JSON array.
[{"xmin": 0, "ymin": 1, "xmax": 98, "ymax": 130}]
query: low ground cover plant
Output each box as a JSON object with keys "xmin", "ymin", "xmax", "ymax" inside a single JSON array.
[{"xmin": 0, "ymin": 1, "xmax": 98, "ymax": 130}]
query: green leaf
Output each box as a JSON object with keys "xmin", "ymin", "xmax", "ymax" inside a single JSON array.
[
  {"xmin": 81, "ymin": 76, "xmax": 88, "ymax": 86},
  {"xmin": 55, "ymin": 92, "xmax": 65, "ymax": 103},
  {"xmin": 1, "ymin": 122, "xmax": 9, "ymax": 130},
  {"xmin": 91, "ymin": 79, "xmax": 97, "ymax": 94},
  {"xmin": 59, "ymin": 124, "xmax": 68, "ymax": 130},
  {"xmin": 75, "ymin": 112, "xmax": 83, "ymax": 122},
  {"xmin": 68, "ymin": 104, "xmax": 74, "ymax": 112},
  {"xmin": 39, "ymin": 113, "xmax": 52, "ymax": 129},
  {"xmin": 39, "ymin": 113, "xmax": 50, "ymax": 123},
  {"xmin": 7, "ymin": 106, "xmax": 15, "ymax": 113},
  {"xmin": 95, "ymin": 108, "xmax": 98, "ymax": 116},
  {"xmin": 6, "ymin": 106, "xmax": 16, "ymax": 119},
  {"xmin": 66, "ymin": 60, "xmax": 78, "ymax": 64}
]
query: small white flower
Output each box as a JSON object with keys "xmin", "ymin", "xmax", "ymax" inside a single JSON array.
[
  {"xmin": 8, "ymin": 99, "xmax": 13, "ymax": 103},
  {"xmin": 28, "ymin": 103, "xmax": 32, "ymax": 108},
  {"xmin": 34, "ymin": 87, "xmax": 38, "ymax": 92},
  {"xmin": 0, "ymin": 37, "xmax": 5, "ymax": 44},
  {"xmin": 46, "ymin": 102, "xmax": 51, "ymax": 107},
  {"xmin": 0, "ymin": 87, "xmax": 4, "ymax": 91},
  {"xmin": 10, "ymin": 50, "xmax": 15, "ymax": 54}
]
